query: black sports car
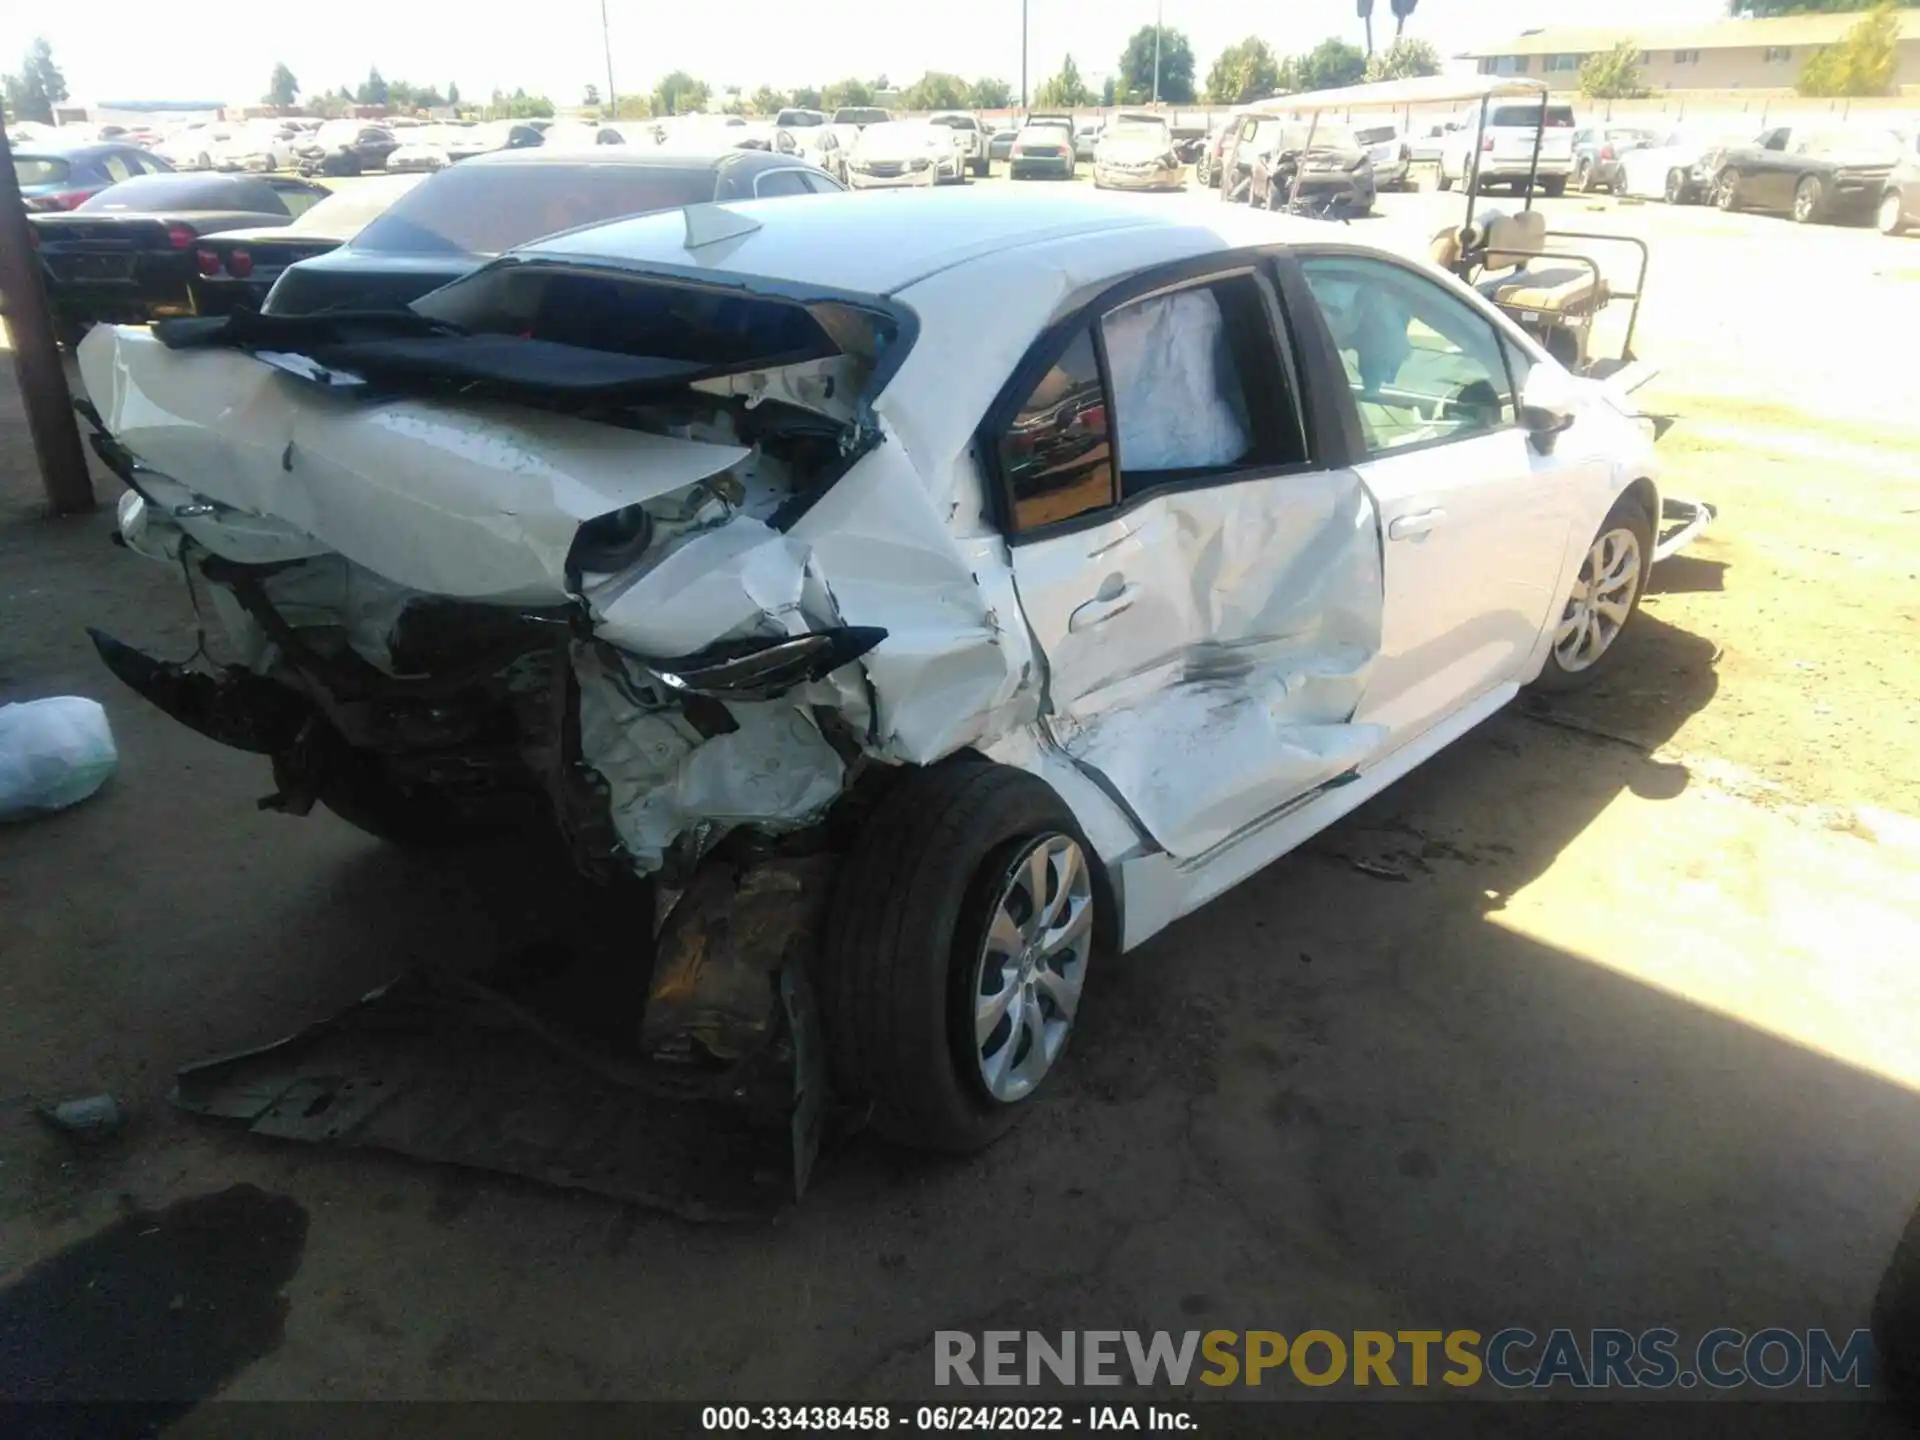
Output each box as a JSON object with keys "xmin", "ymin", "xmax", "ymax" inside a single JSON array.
[{"xmin": 29, "ymin": 171, "xmax": 332, "ymax": 338}]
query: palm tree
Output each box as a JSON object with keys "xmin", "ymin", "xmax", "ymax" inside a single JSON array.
[
  {"xmin": 1391, "ymin": 0, "xmax": 1418, "ymax": 39},
  {"xmin": 1358, "ymin": 0, "xmax": 1376, "ymax": 55}
]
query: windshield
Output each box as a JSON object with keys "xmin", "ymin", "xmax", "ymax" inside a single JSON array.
[
  {"xmin": 350, "ymin": 161, "xmax": 716, "ymax": 256},
  {"xmin": 929, "ymin": 114, "xmax": 980, "ymax": 131},
  {"xmin": 1017, "ymin": 125, "xmax": 1071, "ymax": 144},
  {"xmin": 1108, "ymin": 121, "xmax": 1169, "ymax": 142},
  {"xmin": 286, "ymin": 175, "xmax": 425, "ymax": 234},
  {"xmin": 14, "ymin": 156, "xmax": 71, "ymax": 186},
  {"xmin": 1491, "ymin": 105, "xmax": 1575, "ymax": 128},
  {"xmin": 776, "ymin": 109, "xmax": 825, "ymax": 127},
  {"xmin": 314, "ymin": 121, "xmax": 365, "ymax": 146},
  {"xmin": 1354, "ymin": 126, "xmax": 1398, "ymax": 147},
  {"xmin": 76, "ymin": 174, "xmax": 282, "ymax": 213},
  {"xmin": 855, "ymin": 122, "xmax": 935, "ymax": 150},
  {"xmin": 833, "ymin": 108, "xmax": 890, "ymax": 126}
]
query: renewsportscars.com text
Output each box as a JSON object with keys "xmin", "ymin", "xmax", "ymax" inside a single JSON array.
[{"xmin": 934, "ymin": 1327, "xmax": 1875, "ymax": 1390}]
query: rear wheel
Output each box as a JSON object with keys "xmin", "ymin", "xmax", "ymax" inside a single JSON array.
[
  {"xmin": 820, "ymin": 760, "xmax": 1104, "ymax": 1152},
  {"xmin": 1793, "ymin": 175, "xmax": 1826, "ymax": 224},
  {"xmin": 1714, "ymin": 169, "xmax": 1742, "ymax": 211},
  {"xmin": 1883, "ymin": 190, "xmax": 1910, "ymax": 236},
  {"xmin": 1574, "ymin": 158, "xmax": 1594, "ymax": 193},
  {"xmin": 1533, "ymin": 496, "xmax": 1654, "ymax": 692},
  {"xmin": 1541, "ymin": 176, "xmax": 1566, "ymax": 197},
  {"xmin": 1436, "ymin": 162, "xmax": 1453, "ymax": 192}
]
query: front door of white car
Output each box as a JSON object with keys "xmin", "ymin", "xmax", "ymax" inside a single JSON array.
[
  {"xmin": 1294, "ymin": 252, "xmax": 1586, "ymax": 748},
  {"xmin": 995, "ymin": 260, "xmax": 1389, "ymax": 863}
]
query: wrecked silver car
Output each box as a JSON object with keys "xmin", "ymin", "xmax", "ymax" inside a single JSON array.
[{"xmin": 80, "ymin": 187, "xmax": 1710, "ymax": 1160}]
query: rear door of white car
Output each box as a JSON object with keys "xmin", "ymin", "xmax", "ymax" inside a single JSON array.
[
  {"xmin": 990, "ymin": 253, "xmax": 1389, "ymax": 862},
  {"xmin": 1291, "ymin": 250, "xmax": 1589, "ymax": 748}
]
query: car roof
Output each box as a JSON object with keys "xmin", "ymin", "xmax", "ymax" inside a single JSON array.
[
  {"xmin": 518, "ymin": 186, "xmax": 1335, "ymax": 297},
  {"xmin": 461, "ymin": 147, "xmax": 750, "ymax": 170},
  {"xmin": 14, "ymin": 142, "xmax": 145, "ymax": 160}
]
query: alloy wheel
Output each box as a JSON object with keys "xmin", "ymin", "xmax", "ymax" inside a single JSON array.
[
  {"xmin": 1882, "ymin": 192, "xmax": 1908, "ymax": 235},
  {"xmin": 1794, "ymin": 179, "xmax": 1820, "ymax": 223},
  {"xmin": 1665, "ymin": 169, "xmax": 1686, "ymax": 205},
  {"xmin": 1553, "ymin": 526, "xmax": 1643, "ymax": 673},
  {"xmin": 969, "ymin": 833, "xmax": 1094, "ymax": 1104}
]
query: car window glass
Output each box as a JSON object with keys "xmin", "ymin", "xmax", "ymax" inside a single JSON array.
[
  {"xmin": 997, "ymin": 328, "xmax": 1115, "ymax": 532},
  {"xmin": 16, "ymin": 156, "xmax": 72, "ymax": 185},
  {"xmin": 268, "ymin": 181, "xmax": 325, "ymax": 218},
  {"xmin": 1103, "ymin": 274, "xmax": 1307, "ymax": 496},
  {"xmin": 754, "ymin": 168, "xmax": 812, "ymax": 197},
  {"xmin": 802, "ymin": 170, "xmax": 843, "ymax": 194},
  {"xmin": 99, "ymin": 155, "xmax": 135, "ymax": 183},
  {"xmin": 353, "ymin": 163, "xmax": 715, "ymax": 254},
  {"xmin": 1300, "ymin": 257, "xmax": 1515, "ymax": 454}
]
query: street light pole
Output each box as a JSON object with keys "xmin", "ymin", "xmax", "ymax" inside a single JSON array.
[
  {"xmin": 600, "ymin": 0, "xmax": 616, "ymax": 116},
  {"xmin": 1021, "ymin": 0, "xmax": 1029, "ymax": 110},
  {"xmin": 1152, "ymin": 0, "xmax": 1162, "ymax": 105}
]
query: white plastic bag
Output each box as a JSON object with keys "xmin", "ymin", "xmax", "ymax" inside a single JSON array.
[{"xmin": 0, "ymin": 697, "xmax": 119, "ymax": 821}]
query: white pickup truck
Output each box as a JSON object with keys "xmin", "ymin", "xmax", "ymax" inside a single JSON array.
[
  {"xmin": 928, "ymin": 112, "xmax": 991, "ymax": 178},
  {"xmin": 1437, "ymin": 100, "xmax": 1576, "ymax": 196}
]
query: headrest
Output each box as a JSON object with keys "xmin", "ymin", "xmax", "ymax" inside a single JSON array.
[{"xmin": 1483, "ymin": 208, "xmax": 1547, "ymax": 265}]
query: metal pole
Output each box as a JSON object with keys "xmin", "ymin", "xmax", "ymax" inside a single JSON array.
[
  {"xmin": 1462, "ymin": 95, "xmax": 1491, "ymax": 238},
  {"xmin": 0, "ymin": 125, "xmax": 94, "ymax": 515},
  {"xmin": 1153, "ymin": 0, "xmax": 1162, "ymax": 105},
  {"xmin": 1522, "ymin": 87, "xmax": 1547, "ymax": 213},
  {"xmin": 600, "ymin": 0, "xmax": 616, "ymax": 116}
]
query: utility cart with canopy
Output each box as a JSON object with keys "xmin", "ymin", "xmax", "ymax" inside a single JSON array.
[{"xmin": 1238, "ymin": 76, "xmax": 1651, "ymax": 383}]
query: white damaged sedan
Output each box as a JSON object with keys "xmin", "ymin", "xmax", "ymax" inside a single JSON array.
[{"xmin": 80, "ymin": 188, "xmax": 1709, "ymax": 1153}]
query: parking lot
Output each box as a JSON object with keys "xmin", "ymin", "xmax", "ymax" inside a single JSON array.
[{"xmin": 4, "ymin": 166, "xmax": 1920, "ymax": 1413}]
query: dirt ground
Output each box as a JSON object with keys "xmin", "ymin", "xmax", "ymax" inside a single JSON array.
[{"xmin": 3, "ymin": 181, "xmax": 1920, "ymax": 1416}]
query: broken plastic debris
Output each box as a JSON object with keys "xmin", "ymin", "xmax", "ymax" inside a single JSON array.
[
  {"xmin": 38, "ymin": 1093, "xmax": 125, "ymax": 1140},
  {"xmin": 0, "ymin": 698, "xmax": 118, "ymax": 822}
]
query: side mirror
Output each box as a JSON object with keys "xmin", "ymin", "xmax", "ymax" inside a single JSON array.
[{"xmin": 1519, "ymin": 365, "xmax": 1580, "ymax": 453}]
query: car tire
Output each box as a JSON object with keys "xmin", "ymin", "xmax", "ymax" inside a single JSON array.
[
  {"xmin": 1532, "ymin": 494, "xmax": 1654, "ymax": 693},
  {"xmin": 1436, "ymin": 164, "xmax": 1453, "ymax": 192},
  {"xmin": 974, "ymin": 155, "xmax": 989, "ymax": 178},
  {"xmin": 196, "ymin": 152, "xmax": 211, "ymax": 171},
  {"xmin": 1883, "ymin": 190, "xmax": 1910, "ymax": 236},
  {"xmin": 1541, "ymin": 176, "xmax": 1566, "ymax": 197},
  {"xmin": 1714, "ymin": 169, "xmax": 1742, "ymax": 211},
  {"xmin": 1793, "ymin": 175, "xmax": 1826, "ymax": 224},
  {"xmin": 1575, "ymin": 158, "xmax": 1594, "ymax": 193},
  {"xmin": 1664, "ymin": 168, "xmax": 1689, "ymax": 205},
  {"xmin": 819, "ymin": 758, "xmax": 1105, "ymax": 1153}
]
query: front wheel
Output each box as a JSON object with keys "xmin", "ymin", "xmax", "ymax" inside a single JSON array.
[
  {"xmin": 1883, "ymin": 190, "xmax": 1910, "ymax": 236},
  {"xmin": 1436, "ymin": 164, "xmax": 1453, "ymax": 192},
  {"xmin": 820, "ymin": 760, "xmax": 1104, "ymax": 1152},
  {"xmin": 973, "ymin": 155, "xmax": 989, "ymax": 178},
  {"xmin": 1665, "ymin": 168, "xmax": 1689, "ymax": 205},
  {"xmin": 1793, "ymin": 175, "xmax": 1826, "ymax": 224},
  {"xmin": 1714, "ymin": 169, "xmax": 1742, "ymax": 211},
  {"xmin": 1533, "ymin": 496, "xmax": 1653, "ymax": 692}
]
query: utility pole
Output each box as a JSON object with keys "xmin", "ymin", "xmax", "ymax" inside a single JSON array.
[
  {"xmin": 600, "ymin": 0, "xmax": 617, "ymax": 117},
  {"xmin": 0, "ymin": 123, "xmax": 93, "ymax": 515},
  {"xmin": 1021, "ymin": 0, "xmax": 1029, "ymax": 110},
  {"xmin": 1152, "ymin": 0, "xmax": 1163, "ymax": 105}
]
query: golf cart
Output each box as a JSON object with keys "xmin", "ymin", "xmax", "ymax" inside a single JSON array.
[{"xmin": 1242, "ymin": 76, "xmax": 1651, "ymax": 383}]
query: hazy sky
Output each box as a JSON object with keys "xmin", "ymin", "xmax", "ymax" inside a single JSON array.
[{"xmin": 4, "ymin": 0, "xmax": 1726, "ymax": 106}]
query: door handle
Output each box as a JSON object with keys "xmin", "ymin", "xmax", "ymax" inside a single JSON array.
[
  {"xmin": 1388, "ymin": 508, "xmax": 1447, "ymax": 541},
  {"xmin": 1069, "ymin": 583, "xmax": 1140, "ymax": 632}
]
